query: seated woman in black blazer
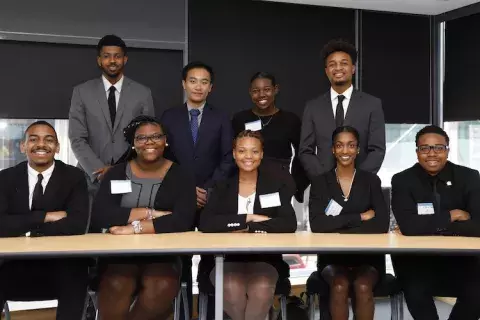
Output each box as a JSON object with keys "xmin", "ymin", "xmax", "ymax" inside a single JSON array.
[
  {"xmin": 309, "ymin": 126, "xmax": 389, "ymax": 320},
  {"xmin": 199, "ymin": 130, "xmax": 297, "ymax": 320},
  {"xmin": 91, "ymin": 115, "xmax": 196, "ymax": 320}
]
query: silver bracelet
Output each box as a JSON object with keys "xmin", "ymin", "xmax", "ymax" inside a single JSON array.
[{"xmin": 146, "ymin": 207, "xmax": 154, "ymax": 220}]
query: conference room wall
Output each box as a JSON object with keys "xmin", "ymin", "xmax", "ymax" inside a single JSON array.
[{"xmin": 0, "ymin": 0, "xmax": 187, "ymax": 50}]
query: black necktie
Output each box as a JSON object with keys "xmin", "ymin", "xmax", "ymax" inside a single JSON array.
[
  {"xmin": 335, "ymin": 95, "xmax": 346, "ymax": 128},
  {"xmin": 108, "ymin": 86, "xmax": 116, "ymax": 128},
  {"xmin": 31, "ymin": 173, "xmax": 44, "ymax": 211}
]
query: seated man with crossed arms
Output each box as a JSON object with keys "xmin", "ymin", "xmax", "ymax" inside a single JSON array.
[
  {"xmin": 391, "ymin": 125, "xmax": 480, "ymax": 320},
  {"xmin": 0, "ymin": 121, "xmax": 89, "ymax": 320}
]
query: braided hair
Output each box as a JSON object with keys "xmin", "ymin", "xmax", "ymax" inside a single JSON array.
[
  {"xmin": 233, "ymin": 130, "xmax": 264, "ymax": 149},
  {"xmin": 116, "ymin": 115, "xmax": 164, "ymax": 163}
]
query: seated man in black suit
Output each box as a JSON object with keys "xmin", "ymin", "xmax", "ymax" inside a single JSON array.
[
  {"xmin": 0, "ymin": 121, "xmax": 90, "ymax": 320},
  {"xmin": 391, "ymin": 125, "xmax": 480, "ymax": 320}
]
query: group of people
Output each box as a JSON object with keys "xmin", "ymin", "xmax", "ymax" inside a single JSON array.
[{"xmin": 0, "ymin": 33, "xmax": 479, "ymax": 320}]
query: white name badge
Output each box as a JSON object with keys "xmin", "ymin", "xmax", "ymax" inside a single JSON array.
[
  {"xmin": 259, "ymin": 192, "xmax": 281, "ymax": 208},
  {"xmin": 325, "ymin": 199, "xmax": 343, "ymax": 217},
  {"xmin": 111, "ymin": 180, "xmax": 132, "ymax": 194},
  {"xmin": 417, "ymin": 203, "xmax": 435, "ymax": 215},
  {"xmin": 245, "ymin": 120, "xmax": 262, "ymax": 131}
]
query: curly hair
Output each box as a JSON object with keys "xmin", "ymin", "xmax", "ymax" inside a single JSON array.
[
  {"xmin": 321, "ymin": 39, "xmax": 357, "ymax": 66},
  {"xmin": 415, "ymin": 125, "xmax": 450, "ymax": 146},
  {"xmin": 233, "ymin": 130, "xmax": 264, "ymax": 149},
  {"xmin": 115, "ymin": 115, "xmax": 164, "ymax": 163}
]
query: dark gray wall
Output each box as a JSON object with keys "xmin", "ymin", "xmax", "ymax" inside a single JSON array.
[{"xmin": 0, "ymin": 0, "xmax": 187, "ymax": 49}]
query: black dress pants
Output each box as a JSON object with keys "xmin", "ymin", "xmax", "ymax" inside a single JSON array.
[
  {"xmin": 392, "ymin": 255, "xmax": 480, "ymax": 320},
  {"xmin": 0, "ymin": 258, "xmax": 89, "ymax": 320}
]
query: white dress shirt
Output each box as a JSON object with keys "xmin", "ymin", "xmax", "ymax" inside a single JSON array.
[
  {"xmin": 238, "ymin": 192, "xmax": 256, "ymax": 215},
  {"xmin": 330, "ymin": 85, "xmax": 354, "ymax": 119},
  {"xmin": 28, "ymin": 162, "xmax": 55, "ymax": 210},
  {"xmin": 102, "ymin": 75, "xmax": 124, "ymax": 109}
]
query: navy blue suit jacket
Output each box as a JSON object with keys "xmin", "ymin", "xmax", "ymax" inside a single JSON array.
[{"xmin": 160, "ymin": 103, "xmax": 234, "ymax": 188}]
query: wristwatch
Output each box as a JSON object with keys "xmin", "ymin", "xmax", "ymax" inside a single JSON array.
[{"xmin": 131, "ymin": 220, "xmax": 143, "ymax": 234}]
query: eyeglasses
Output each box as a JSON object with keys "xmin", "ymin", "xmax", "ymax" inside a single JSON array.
[
  {"xmin": 416, "ymin": 144, "xmax": 449, "ymax": 154},
  {"xmin": 134, "ymin": 133, "xmax": 166, "ymax": 144}
]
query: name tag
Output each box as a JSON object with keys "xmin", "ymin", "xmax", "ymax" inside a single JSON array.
[
  {"xmin": 417, "ymin": 203, "xmax": 435, "ymax": 215},
  {"xmin": 245, "ymin": 120, "xmax": 262, "ymax": 131},
  {"xmin": 111, "ymin": 180, "xmax": 132, "ymax": 194},
  {"xmin": 259, "ymin": 192, "xmax": 281, "ymax": 208},
  {"xmin": 325, "ymin": 199, "xmax": 343, "ymax": 217}
]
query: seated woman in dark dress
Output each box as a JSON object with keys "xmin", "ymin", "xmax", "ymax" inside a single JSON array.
[
  {"xmin": 232, "ymin": 72, "xmax": 308, "ymax": 202},
  {"xmin": 199, "ymin": 130, "xmax": 297, "ymax": 320},
  {"xmin": 309, "ymin": 126, "xmax": 389, "ymax": 320},
  {"xmin": 90, "ymin": 115, "xmax": 196, "ymax": 320}
]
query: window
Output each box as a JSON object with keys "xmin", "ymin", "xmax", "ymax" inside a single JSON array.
[{"xmin": 444, "ymin": 121, "xmax": 480, "ymax": 170}]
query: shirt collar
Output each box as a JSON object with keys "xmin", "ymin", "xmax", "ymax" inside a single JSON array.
[
  {"xmin": 102, "ymin": 75, "xmax": 124, "ymax": 93},
  {"xmin": 27, "ymin": 161, "xmax": 55, "ymax": 179},
  {"xmin": 187, "ymin": 102, "xmax": 206, "ymax": 114},
  {"xmin": 331, "ymin": 85, "xmax": 354, "ymax": 102},
  {"xmin": 414, "ymin": 161, "xmax": 454, "ymax": 183}
]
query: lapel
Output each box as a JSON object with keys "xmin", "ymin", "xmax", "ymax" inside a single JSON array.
[
  {"xmin": 321, "ymin": 92, "xmax": 336, "ymax": 135},
  {"xmin": 325, "ymin": 170, "xmax": 342, "ymax": 200},
  {"xmin": 14, "ymin": 162, "xmax": 30, "ymax": 213},
  {"xmin": 194, "ymin": 103, "xmax": 212, "ymax": 153},
  {"xmin": 42, "ymin": 161, "xmax": 63, "ymax": 208},
  {"xmin": 344, "ymin": 90, "xmax": 359, "ymax": 125},
  {"xmin": 113, "ymin": 77, "xmax": 131, "ymax": 133},
  {"xmin": 95, "ymin": 78, "xmax": 113, "ymax": 131},
  {"xmin": 226, "ymin": 174, "xmax": 241, "ymax": 213},
  {"xmin": 179, "ymin": 104, "xmax": 196, "ymax": 153},
  {"xmin": 253, "ymin": 171, "xmax": 277, "ymax": 213}
]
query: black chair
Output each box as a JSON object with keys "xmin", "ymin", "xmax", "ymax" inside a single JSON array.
[
  {"xmin": 197, "ymin": 273, "xmax": 291, "ymax": 320},
  {"xmin": 305, "ymin": 271, "xmax": 404, "ymax": 320}
]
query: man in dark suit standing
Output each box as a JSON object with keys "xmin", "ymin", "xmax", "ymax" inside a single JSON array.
[
  {"xmin": 299, "ymin": 39, "xmax": 386, "ymax": 180},
  {"xmin": 161, "ymin": 61, "xmax": 234, "ymax": 318},
  {"xmin": 0, "ymin": 121, "xmax": 89, "ymax": 319},
  {"xmin": 69, "ymin": 35, "xmax": 154, "ymax": 201}
]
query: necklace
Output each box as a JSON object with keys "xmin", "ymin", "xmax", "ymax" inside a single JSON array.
[
  {"xmin": 255, "ymin": 107, "xmax": 277, "ymax": 128},
  {"xmin": 335, "ymin": 168, "xmax": 356, "ymax": 202}
]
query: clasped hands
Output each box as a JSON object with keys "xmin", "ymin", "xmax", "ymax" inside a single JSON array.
[{"xmin": 109, "ymin": 208, "xmax": 172, "ymax": 235}]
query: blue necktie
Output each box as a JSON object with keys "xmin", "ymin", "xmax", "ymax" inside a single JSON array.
[{"xmin": 190, "ymin": 109, "xmax": 200, "ymax": 144}]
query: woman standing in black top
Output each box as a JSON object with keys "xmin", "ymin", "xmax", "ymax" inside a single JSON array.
[
  {"xmin": 91, "ymin": 115, "xmax": 196, "ymax": 320},
  {"xmin": 232, "ymin": 72, "xmax": 308, "ymax": 202},
  {"xmin": 309, "ymin": 126, "xmax": 389, "ymax": 320},
  {"xmin": 199, "ymin": 130, "xmax": 297, "ymax": 320}
]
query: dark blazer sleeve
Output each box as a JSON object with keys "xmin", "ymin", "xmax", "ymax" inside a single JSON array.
[
  {"xmin": 248, "ymin": 184, "xmax": 297, "ymax": 233},
  {"xmin": 391, "ymin": 173, "xmax": 451, "ymax": 236},
  {"xmin": 290, "ymin": 113, "xmax": 310, "ymax": 202},
  {"xmin": 90, "ymin": 165, "xmax": 131, "ymax": 231},
  {"xmin": 342, "ymin": 174, "xmax": 389, "ymax": 234},
  {"xmin": 198, "ymin": 182, "xmax": 249, "ymax": 233},
  {"xmin": 0, "ymin": 171, "xmax": 46, "ymax": 237},
  {"xmin": 231, "ymin": 112, "xmax": 245, "ymax": 136},
  {"xmin": 152, "ymin": 166, "xmax": 197, "ymax": 233},
  {"xmin": 358, "ymin": 98, "xmax": 386, "ymax": 174},
  {"xmin": 448, "ymin": 170, "xmax": 480, "ymax": 237},
  {"xmin": 205, "ymin": 113, "xmax": 234, "ymax": 188},
  {"xmin": 40, "ymin": 169, "xmax": 89, "ymax": 236},
  {"xmin": 309, "ymin": 175, "xmax": 362, "ymax": 232},
  {"xmin": 299, "ymin": 101, "xmax": 324, "ymax": 180}
]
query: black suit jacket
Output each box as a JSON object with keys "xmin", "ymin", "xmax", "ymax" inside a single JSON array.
[
  {"xmin": 309, "ymin": 169, "xmax": 389, "ymax": 273},
  {"xmin": 90, "ymin": 161, "xmax": 196, "ymax": 233},
  {"xmin": 391, "ymin": 161, "xmax": 480, "ymax": 237},
  {"xmin": 0, "ymin": 160, "xmax": 89, "ymax": 237},
  {"xmin": 198, "ymin": 170, "xmax": 297, "ymax": 278},
  {"xmin": 299, "ymin": 90, "xmax": 386, "ymax": 180},
  {"xmin": 160, "ymin": 103, "xmax": 234, "ymax": 188}
]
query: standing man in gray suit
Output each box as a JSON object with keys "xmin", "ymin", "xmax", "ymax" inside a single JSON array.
[
  {"xmin": 300, "ymin": 39, "xmax": 386, "ymax": 180},
  {"xmin": 69, "ymin": 35, "xmax": 154, "ymax": 197}
]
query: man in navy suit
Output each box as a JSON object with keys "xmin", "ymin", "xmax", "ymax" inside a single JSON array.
[{"xmin": 161, "ymin": 61, "xmax": 234, "ymax": 318}]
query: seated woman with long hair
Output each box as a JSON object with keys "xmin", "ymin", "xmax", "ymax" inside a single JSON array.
[
  {"xmin": 309, "ymin": 126, "xmax": 389, "ymax": 320},
  {"xmin": 90, "ymin": 115, "xmax": 196, "ymax": 320},
  {"xmin": 198, "ymin": 130, "xmax": 297, "ymax": 320}
]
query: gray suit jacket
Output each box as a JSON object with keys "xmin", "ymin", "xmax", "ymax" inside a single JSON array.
[
  {"xmin": 299, "ymin": 90, "xmax": 386, "ymax": 180},
  {"xmin": 68, "ymin": 76, "xmax": 154, "ymax": 181}
]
